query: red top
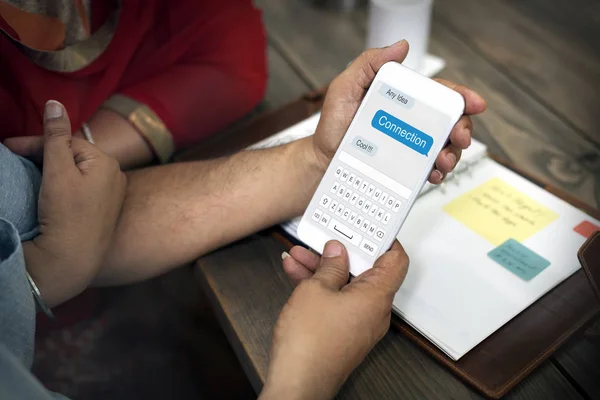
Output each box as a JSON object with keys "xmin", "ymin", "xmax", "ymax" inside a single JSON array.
[{"xmin": 0, "ymin": 0, "xmax": 267, "ymax": 158}]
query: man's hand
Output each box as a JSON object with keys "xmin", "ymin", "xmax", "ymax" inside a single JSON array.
[
  {"xmin": 312, "ymin": 40, "xmax": 487, "ymax": 184},
  {"xmin": 23, "ymin": 101, "xmax": 127, "ymax": 307},
  {"xmin": 260, "ymin": 240, "xmax": 409, "ymax": 400}
]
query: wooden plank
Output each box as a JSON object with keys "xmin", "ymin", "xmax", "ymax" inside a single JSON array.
[
  {"xmin": 255, "ymin": 0, "xmax": 599, "ymax": 206},
  {"xmin": 255, "ymin": 0, "xmax": 365, "ymax": 87},
  {"xmin": 263, "ymin": 45, "xmax": 311, "ymax": 110},
  {"xmin": 554, "ymin": 327, "xmax": 600, "ymax": 400},
  {"xmin": 196, "ymin": 234, "xmax": 583, "ymax": 399},
  {"xmin": 501, "ymin": 0, "xmax": 600, "ymax": 59},
  {"xmin": 434, "ymin": 0, "xmax": 600, "ymax": 147},
  {"xmin": 426, "ymin": 23, "xmax": 600, "ymax": 208}
]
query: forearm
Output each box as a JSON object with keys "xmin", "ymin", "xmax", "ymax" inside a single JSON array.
[
  {"xmin": 75, "ymin": 109, "xmax": 154, "ymax": 169},
  {"xmin": 95, "ymin": 137, "xmax": 325, "ymax": 285}
]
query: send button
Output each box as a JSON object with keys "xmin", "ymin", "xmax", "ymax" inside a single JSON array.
[{"xmin": 353, "ymin": 136, "xmax": 378, "ymax": 156}]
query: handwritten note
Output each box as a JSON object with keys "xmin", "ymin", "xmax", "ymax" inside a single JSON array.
[
  {"xmin": 488, "ymin": 239, "xmax": 551, "ymax": 281},
  {"xmin": 443, "ymin": 177, "xmax": 559, "ymax": 245}
]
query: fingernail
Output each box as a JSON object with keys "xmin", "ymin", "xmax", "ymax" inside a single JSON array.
[
  {"xmin": 447, "ymin": 152, "xmax": 457, "ymax": 166},
  {"xmin": 323, "ymin": 241, "xmax": 343, "ymax": 258},
  {"xmin": 44, "ymin": 100, "xmax": 63, "ymax": 121},
  {"xmin": 434, "ymin": 170, "xmax": 443, "ymax": 182},
  {"xmin": 281, "ymin": 251, "xmax": 290, "ymax": 260},
  {"xmin": 391, "ymin": 39, "xmax": 406, "ymax": 48}
]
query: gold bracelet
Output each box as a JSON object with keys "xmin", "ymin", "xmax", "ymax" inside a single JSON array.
[{"xmin": 26, "ymin": 271, "xmax": 55, "ymax": 320}]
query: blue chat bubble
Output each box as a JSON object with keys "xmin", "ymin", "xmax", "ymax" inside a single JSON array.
[{"xmin": 370, "ymin": 110, "xmax": 433, "ymax": 156}]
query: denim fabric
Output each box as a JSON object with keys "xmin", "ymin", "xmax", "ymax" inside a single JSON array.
[
  {"xmin": 0, "ymin": 143, "xmax": 67, "ymax": 398},
  {"xmin": 0, "ymin": 143, "xmax": 41, "ymax": 241}
]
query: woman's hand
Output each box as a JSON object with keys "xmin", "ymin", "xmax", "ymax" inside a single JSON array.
[
  {"xmin": 312, "ymin": 40, "xmax": 487, "ymax": 184},
  {"xmin": 22, "ymin": 101, "xmax": 127, "ymax": 307},
  {"xmin": 260, "ymin": 240, "xmax": 409, "ymax": 400}
]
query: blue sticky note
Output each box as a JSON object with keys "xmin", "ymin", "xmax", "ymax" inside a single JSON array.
[{"xmin": 488, "ymin": 239, "xmax": 551, "ymax": 281}]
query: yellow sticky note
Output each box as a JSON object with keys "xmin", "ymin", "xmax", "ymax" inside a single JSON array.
[{"xmin": 443, "ymin": 177, "xmax": 559, "ymax": 245}]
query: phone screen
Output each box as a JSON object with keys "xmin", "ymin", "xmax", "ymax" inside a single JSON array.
[{"xmin": 339, "ymin": 81, "xmax": 452, "ymax": 201}]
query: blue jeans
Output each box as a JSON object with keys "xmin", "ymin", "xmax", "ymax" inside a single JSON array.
[{"xmin": 0, "ymin": 143, "xmax": 65, "ymax": 399}]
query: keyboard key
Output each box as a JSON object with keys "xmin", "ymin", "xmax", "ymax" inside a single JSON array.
[
  {"xmin": 385, "ymin": 196, "xmax": 395, "ymax": 209},
  {"xmin": 350, "ymin": 192, "xmax": 359, "ymax": 205},
  {"xmin": 360, "ymin": 238, "xmax": 378, "ymax": 256},
  {"xmin": 360, "ymin": 181, "xmax": 369, "ymax": 193},
  {"xmin": 334, "ymin": 166, "xmax": 343, "ymax": 178},
  {"xmin": 320, "ymin": 194, "xmax": 332, "ymax": 208},
  {"xmin": 379, "ymin": 191, "xmax": 388, "ymax": 205},
  {"xmin": 363, "ymin": 201, "xmax": 372, "ymax": 214},
  {"xmin": 360, "ymin": 219, "xmax": 370, "ymax": 232},
  {"xmin": 357, "ymin": 197, "xmax": 366, "ymax": 209},
  {"xmin": 348, "ymin": 173, "xmax": 356, "ymax": 186},
  {"xmin": 331, "ymin": 182, "xmax": 340, "ymax": 194},
  {"xmin": 342, "ymin": 208, "xmax": 350, "ymax": 220},
  {"xmin": 319, "ymin": 213, "xmax": 331, "ymax": 227},
  {"xmin": 376, "ymin": 208, "xmax": 384, "ymax": 221},
  {"xmin": 337, "ymin": 185, "xmax": 346, "ymax": 198},
  {"xmin": 335, "ymin": 204, "xmax": 344, "ymax": 216},
  {"xmin": 368, "ymin": 204, "xmax": 378, "ymax": 218},
  {"xmin": 367, "ymin": 224, "xmax": 376, "ymax": 236},
  {"xmin": 343, "ymin": 189, "xmax": 352, "ymax": 202},
  {"xmin": 383, "ymin": 212, "xmax": 391, "ymax": 225},
  {"xmin": 354, "ymin": 215, "xmax": 363, "ymax": 229},
  {"xmin": 349, "ymin": 211, "xmax": 358, "ymax": 224},
  {"xmin": 312, "ymin": 208, "xmax": 323, "ymax": 222},
  {"xmin": 373, "ymin": 188, "xmax": 382, "ymax": 201},
  {"xmin": 353, "ymin": 176, "xmax": 362, "ymax": 189},
  {"xmin": 328, "ymin": 218, "xmax": 362, "ymax": 246},
  {"xmin": 341, "ymin": 169, "xmax": 350, "ymax": 181},
  {"xmin": 367, "ymin": 184, "xmax": 376, "ymax": 197},
  {"xmin": 392, "ymin": 199, "xmax": 402, "ymax": 213},
  {"xmin": 329, "ymin": 200, "xmax": 339, "ymax": 212},
  {"xmin": 375, "ymin": 227, "xmax": 386, "ymax": 241}
]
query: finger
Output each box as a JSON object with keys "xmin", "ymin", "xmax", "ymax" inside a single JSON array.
[
  {"xmin": 70, "ymin": 137, "xmax": 104, "ymax": 172},
  {"xmin": 434, "ymin": 79, "xmax": 487, "ymax": 115},
  {"xmin": 289, "ymin": 246, "xmax": 320, "ymax": 273},
  {"xmin": 351, "ymin": 241, "xmax": 409, "ymax": 296},
  {"xmin": 335, "ymin": 40, "xmax": 409, "ymax": 98},
  {"xmin": 435, "ymin": 145, "xmax": 462, "ymax": 175},
  {"xmin": 312, "ymin": 240, "xmax": 350, "ymax": 290},
  {"xmin": 3, "ymin": 136, "xmax": 45, "ymax": 159},
  {"xmin": 42, "ymin": 100, "xmax": 75, "ymax": 173},
  {"xmin": 282, "ymin": 252, "xmax": 314, "ymax": 286},
  {"xmin": 428, "ymin": 169, "xmax": 445, "ymax": 184},
  {"xmin": 448, "ymin": 116, "xmax": 473, "ymax": 149}
]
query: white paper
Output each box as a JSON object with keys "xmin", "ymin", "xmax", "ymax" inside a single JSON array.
[{"xmin": 393, "ymin": 157, "xmax": 597, "ymax": 359}]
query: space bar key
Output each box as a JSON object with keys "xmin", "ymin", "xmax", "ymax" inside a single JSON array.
[{"xmin": 327, "ymin": 218, "xmax": 362, "ymax": 246}]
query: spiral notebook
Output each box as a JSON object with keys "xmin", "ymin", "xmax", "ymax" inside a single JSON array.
[{"xmin": 249, "ymin": 114, "xmax": 600, "ymax": 361}]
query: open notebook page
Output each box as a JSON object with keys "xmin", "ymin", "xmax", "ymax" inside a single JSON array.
[{"xmin": 395, "ymin": 157, "xmax": 599, "ymax": 359}]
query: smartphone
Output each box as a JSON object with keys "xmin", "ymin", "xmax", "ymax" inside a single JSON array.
[{"xmin": 297, "ymin": 62, "xmax": 465, "ymax": 276}]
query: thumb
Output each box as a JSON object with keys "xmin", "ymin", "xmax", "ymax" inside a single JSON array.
[
  {"xmin": 312, "ymin": 241, "xmax": 350, "ymax": 290},
  {"xmin": 42, "ymin": 100, "xmax": 76, "ymax": 174},
  {"xmin": 351, "ymin": 241, "xmax": 409, "ymax": 297}
]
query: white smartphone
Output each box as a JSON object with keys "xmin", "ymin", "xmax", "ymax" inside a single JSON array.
[{"xmin": 297, "ymin": 62, "xmax": 465, "ymax": 276}]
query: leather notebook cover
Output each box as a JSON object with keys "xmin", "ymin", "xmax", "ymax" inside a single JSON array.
[{"xmin": 176, "ymin": 93, "xmax": 600, "ymax": 399}]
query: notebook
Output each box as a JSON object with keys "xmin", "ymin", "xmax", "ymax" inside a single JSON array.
[{"xmin": 248, "ymin": 113, "xmax": 600, "ymax": 361}]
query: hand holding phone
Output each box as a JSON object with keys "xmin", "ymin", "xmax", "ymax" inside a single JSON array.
[{"xmin": 298, "ymin": 62, "xmax": 465, "ymax": 276}]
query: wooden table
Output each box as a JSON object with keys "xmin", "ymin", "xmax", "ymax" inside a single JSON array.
[{"xmin": 181, "ymin": 1, "xmax": 600, "ymax": 398}]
